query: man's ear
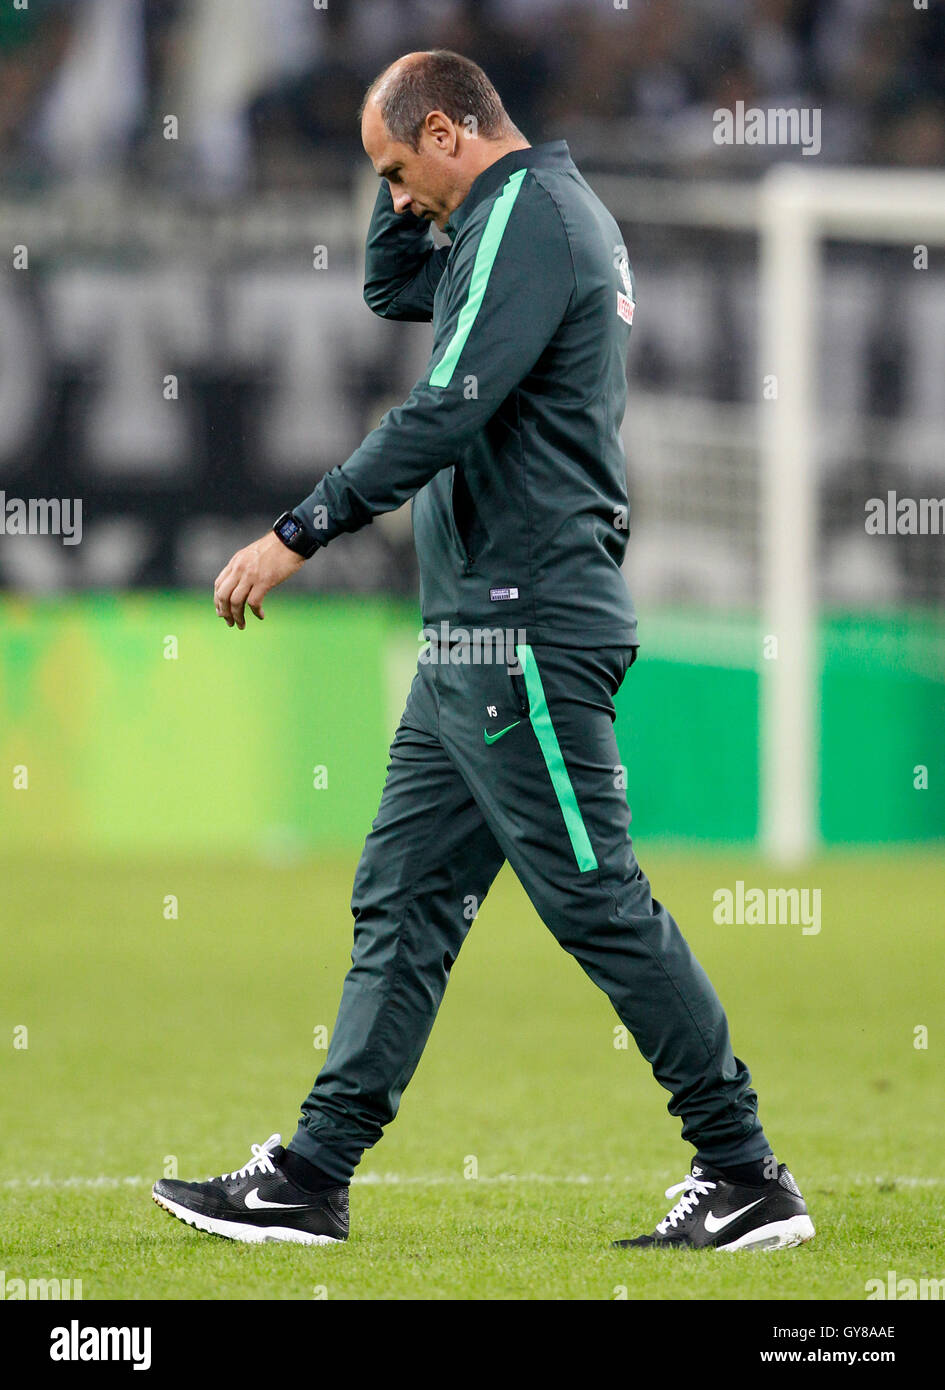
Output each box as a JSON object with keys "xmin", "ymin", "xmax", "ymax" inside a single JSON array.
[{"xmin": 424, "ymin": 109, "xmax": 459, "ymax": 154}]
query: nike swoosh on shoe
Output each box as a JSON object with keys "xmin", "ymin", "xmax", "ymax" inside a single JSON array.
[
  {"xmin": 243, "ymin": 1187, "xmax": 310, "ymax": 1210},
  {"xmin": 703, "ymin": 1198, "xmax": 766, "ymax": 1233}
]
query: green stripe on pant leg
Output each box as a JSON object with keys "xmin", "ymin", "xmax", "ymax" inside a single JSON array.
[{"xmin": 515, "ymin": 643, "xmax": 598, "ymax": 872}]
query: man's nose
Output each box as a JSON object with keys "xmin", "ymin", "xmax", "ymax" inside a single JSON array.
[{"xmin": 391, "ymin": 190, "xmax": 413, "ymax": 214}]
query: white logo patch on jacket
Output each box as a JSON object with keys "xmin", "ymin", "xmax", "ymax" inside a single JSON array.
[
  {"xmin": 616, "ymin": 254, "xmax": 635, "ymax": 323},
  {"xmin": 617, "ymin": 292, "xmax": 634, "ymax": 324}
]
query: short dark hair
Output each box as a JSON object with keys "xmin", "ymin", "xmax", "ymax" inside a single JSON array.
[{"xmin": 360, "ymin": 50, "xmax": 518, "ymax": 151}]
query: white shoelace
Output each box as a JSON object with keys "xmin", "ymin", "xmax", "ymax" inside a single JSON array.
[
  {"xmin": 220, "ymin": 1134, "xmax": 282, "ymax": 1182},
  {"xmin": 656, "ymin": 1174, "xmax": 718, "ymax": 1233}
]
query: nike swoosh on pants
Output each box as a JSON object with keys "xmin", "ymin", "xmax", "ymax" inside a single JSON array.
[{"xmin": 484, "ymin": 721, "xmax": 521, "ymax": 744}]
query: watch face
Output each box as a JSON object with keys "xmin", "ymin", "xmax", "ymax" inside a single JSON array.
[{"xmin": 278, "ymin": 518, "xmax": 301, "ymax": 543}]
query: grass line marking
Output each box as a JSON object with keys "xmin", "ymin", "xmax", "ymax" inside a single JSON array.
[{"xmin": 2, "ymin": 1173, "xmax": 943, "ymax": 1190}]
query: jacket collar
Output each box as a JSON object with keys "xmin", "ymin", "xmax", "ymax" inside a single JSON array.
[{"xmin": 444, "ymin": 140, "xmax": 572, "ymax": 239}]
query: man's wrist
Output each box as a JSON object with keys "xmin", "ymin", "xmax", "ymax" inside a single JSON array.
[{"xmin": 272, "ymin": 510, "xmax": 320, "ymax": 559}]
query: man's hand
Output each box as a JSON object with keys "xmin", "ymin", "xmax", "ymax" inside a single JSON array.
[{"xmin": 213, "ymin": 531, "xmax": 306, "ymax": 630}]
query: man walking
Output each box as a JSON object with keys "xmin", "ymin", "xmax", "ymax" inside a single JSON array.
[{"xmin": 153, "ymin": 51, "xmax": 814, "ymax": 1252}]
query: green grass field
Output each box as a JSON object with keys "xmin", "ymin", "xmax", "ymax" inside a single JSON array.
[{"xmin": 2, "ymin": 846, "xmax": 943, "ymax": 1301}]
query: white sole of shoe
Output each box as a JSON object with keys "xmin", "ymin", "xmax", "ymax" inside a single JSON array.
[
  {"xmin": 152, "ymin": 1190, "xmax": 344, "ymax": 1245},
  {"xmin": 718, "ymin": 1214, "xmax": 816, "ymax": 1252}
]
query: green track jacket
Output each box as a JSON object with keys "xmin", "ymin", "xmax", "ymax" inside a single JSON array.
[{"xmin": 293, "ymin": 140, "xmax": 638, "ymax": 647}]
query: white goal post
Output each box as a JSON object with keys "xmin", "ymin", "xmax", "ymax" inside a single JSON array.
[
  {"xmin": 593, "ymin": 165, "xmax": 945, "ymax": 865},
  {"xmin": 759, "ymin": 167, "xmax": 945, "ymax": 864}
]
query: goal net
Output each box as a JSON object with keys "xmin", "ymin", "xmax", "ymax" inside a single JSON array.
[{"xmin": 597, "ymin": 165, "xmax": 945, "ymax": 864}]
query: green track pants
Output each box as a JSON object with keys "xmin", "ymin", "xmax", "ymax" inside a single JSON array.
[{"xmin": 289, "ymin": 640, "xmax": 770, "ymax": 1182}]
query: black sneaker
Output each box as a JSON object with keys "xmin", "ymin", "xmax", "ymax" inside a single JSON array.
[
  {"xmin": 614, "ymin": 1158, "xmax": 815, "ymax": 1251},
  {"xmin": 152, "ymin": 1134, "xmax": 348, "ymax": 1245}
]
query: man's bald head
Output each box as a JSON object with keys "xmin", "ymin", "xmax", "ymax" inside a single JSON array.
[
  {"xmin": 359, "ymin": 50, "xmax": 528, "ymax": 231},
  {"xmin": 360, "ymin": 50, "xmax": 520, "ymax": 152}
]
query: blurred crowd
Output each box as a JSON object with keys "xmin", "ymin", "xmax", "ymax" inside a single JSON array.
[{"xmin": 0, "ymin": 0, "xmax": 943, "ymax": 195}]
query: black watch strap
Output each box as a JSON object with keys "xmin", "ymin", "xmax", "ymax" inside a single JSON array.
[{"xmin": 272, "ymin": 511, "xmax": 319, "ymax": 558}]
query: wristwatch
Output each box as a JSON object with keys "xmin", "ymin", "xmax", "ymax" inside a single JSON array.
[{"xmin": 272, "ymin": 511, "xmax": 319, "ymax": 559}]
